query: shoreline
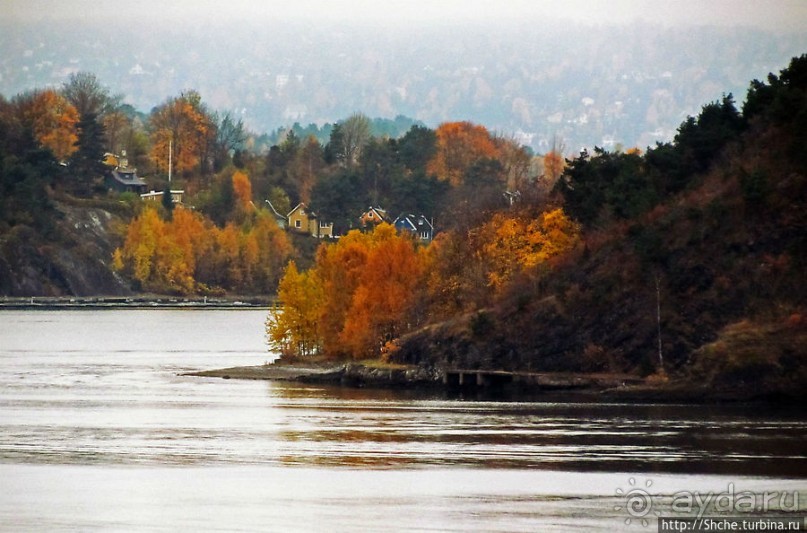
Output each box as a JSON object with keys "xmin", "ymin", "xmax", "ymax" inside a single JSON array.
[
  {"xmin": 184, "ymin": 361, "xmax": 800, "ymax": 403},
  {"xmin": 0, "ymin": 296, "xmax": 273, "ymax": 310}
]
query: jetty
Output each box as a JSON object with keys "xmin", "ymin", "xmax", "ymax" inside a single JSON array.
[{"xmin": 443, "ymin": 369, "xmax": 645, "ymax": 392}]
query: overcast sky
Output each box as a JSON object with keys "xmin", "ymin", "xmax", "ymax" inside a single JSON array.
[{"xmin": 4, "ymin": 0, "xmax": 807, "ymax": 31}]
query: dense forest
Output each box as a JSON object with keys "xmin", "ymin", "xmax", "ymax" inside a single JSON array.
[{"xmin": 1, "ymin": 55, "xmax": 805, "ymax": 395}]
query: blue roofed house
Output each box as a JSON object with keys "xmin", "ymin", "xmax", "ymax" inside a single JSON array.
[{"xmin": 393, "ymin": 213, "xmax": 434, "ymax": 242}]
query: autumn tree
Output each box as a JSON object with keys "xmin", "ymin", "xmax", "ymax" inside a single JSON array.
[
  {"xmin": 23, "ymin": 89, "xmax": 79, "ymax": 162},
  {"xmin": 231, "ymin": 169, "xmax": 255, "ymax": 223},
  {"xmin": 269, "ymin": 224, "xmax": 426, "ymax": 359},
  {"xmin": 495, "ymin": 134, "xmax": 533, "ymax": 192},
  {"xmin": 541, "ymin": 150, "xmax": 565, "ymax": 189},
  {"xmin": 116, "ymin": 206, "xmax": 166, "ymax": 290},
  {"xmin": 251, "ymin": 212, "xmax": 294, "ymax": 290},
  {"xmin": 267, "ymin": 262, "xmax": 323, "ymax": 357},
  {"xmin": 339, "ymin": 224, "xmax": 424, "ymax": 357},
  {"xmin": 427, "ymin": 121, "xmax": 500, "ymax": 186},
  {"xmin": 314, "ymin": 230, "xmax": 373, "ymax": 356},
  {"xmin": 423, "ymin": 230, "xmax": 492, "ymax": 318},
  {"xmin": 149, "ymin": 90, "xmax": 213, "ymax": 180},
  {"xmin": 115, "ymin": 204, "xmax": 292, "ymax": 295},
  {"xmin": 479, "ymin": 208, "xmax": 581, "ymax": 290}
]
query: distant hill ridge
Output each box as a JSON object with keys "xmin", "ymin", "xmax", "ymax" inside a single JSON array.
[{"xmin": 1, "ymin": 18, "xmax": 804, "ymax": 152}]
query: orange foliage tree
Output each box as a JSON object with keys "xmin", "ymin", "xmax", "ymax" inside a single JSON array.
[
  {"xmin": 314, "ymin": 230, "xmax": 373, "ymax": 355},
  {"xmin": 231, "ymin": 169, "xmax": 255, "ymax": 222},
  {"xmin": 339, "ymin": 224, "xmax": 425, "ymax": 357},
  {"xmin": 427, "ymin": 121, "xmax": 501, "ymax": 186},
  {"xmin": 268, "ymin": 223, "xmax": 426, "ymax": 359},
  {"xmin": 479, "ymin": 208, "xmax": 581, "ymax": 290},
  {"xmin": 149, "ymin": 91, "xmax": 212, "ymax": 177},
  {"xmin": 541, "ymin": 150, "xmax": 566, "ymax": 189},
  {"xmin": 24, "ymin": 89, "xmax": 79, "ymax": 161}
]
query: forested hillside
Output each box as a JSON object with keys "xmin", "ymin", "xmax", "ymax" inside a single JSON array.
[
  {"xmin": 2, "ymin": 49, "xmax": 805, "ymax": 397},
  {"xmin": 0, "ymin": 72, "xmax": 545, "ymax": 296},
  {"xmin": 268, "ymin": 55, "xmax": 807, "ymax": 398},
  {"xmin": 388, "ymin": 55, "xmax": 807, "ymax": 396}
]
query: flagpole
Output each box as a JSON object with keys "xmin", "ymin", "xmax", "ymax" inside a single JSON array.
[{"xmin": 168, "ymin": 139, "xmax": 172, "ymax": 184}]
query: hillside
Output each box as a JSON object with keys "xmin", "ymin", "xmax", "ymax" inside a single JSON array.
[
  {"xmin": 391, "ymin": 56, "xmax": 807, "ymax": 398},
  {"xmin": 0, "ymin": 196, "xmax": 131, "ymax": 296}
]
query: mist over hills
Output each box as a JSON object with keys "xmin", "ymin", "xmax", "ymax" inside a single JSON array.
[{"xmin": 1, "ymin": 14, "xmax": 804, "ymax": 152}]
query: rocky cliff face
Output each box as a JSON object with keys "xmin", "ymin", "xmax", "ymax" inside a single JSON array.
[{"xmin": 0, "ymin": 202, "xmax": 131, "ymax": 296}]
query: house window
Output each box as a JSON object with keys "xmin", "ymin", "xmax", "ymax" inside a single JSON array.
[
  {"xmin": 320, "ymin": 221, "xmax": 328, "ymax": 228},
  {"xmin": 295, "ymin": 220, "xmax": 302, "ymax": 229}
]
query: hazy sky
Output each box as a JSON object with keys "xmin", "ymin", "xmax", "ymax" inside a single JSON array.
[{"xmin": 4, "ymin": 0, "xmax": 807, "ymax": 31}]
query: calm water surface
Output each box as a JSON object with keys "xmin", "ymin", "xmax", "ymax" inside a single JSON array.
[{"xmin": 1, "ymin": 309, "xmax": 805, "ymax": 531}]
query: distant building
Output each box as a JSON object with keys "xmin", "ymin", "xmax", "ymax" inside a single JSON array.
[
  {"xmin": 393, "ymin": 213, "xmax": 434, "ymax": 242},
  {"xmin": 359, "ymin": 206, "xmax": 390, "ymax": 229},
  {"xmin": 105, "ymin": 168, "xmax": 147, "ymax": 194},
  {"xmin": 140, "ymin": 190, "xmax": 184, "ymax": 204},
  {"xmin": 287, "ymin": 203, "xmax": 333, "ymax": 238}
]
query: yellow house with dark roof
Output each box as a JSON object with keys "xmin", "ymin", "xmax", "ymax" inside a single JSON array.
[{"xmin": 287, "ymin": 203, "xmax": 333, "ymax": 238}]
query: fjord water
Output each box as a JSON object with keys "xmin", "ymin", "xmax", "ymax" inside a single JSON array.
[{"xmin": 1, "ymin": 309, "xmax": 805, "ymax": 531}]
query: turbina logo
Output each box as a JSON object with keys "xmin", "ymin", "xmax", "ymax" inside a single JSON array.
[{"xmin": 615, "ymin": 477, "xmax": 660, "ymax": 527}]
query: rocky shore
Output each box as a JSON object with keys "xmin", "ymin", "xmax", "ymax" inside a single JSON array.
[
  {"xmin": 184, "ymin": 360, "xmax": 797, "ymax": 403},
  {"xmin": 185, "ymin": 361, "xmax": 440, "ymax": 389}
]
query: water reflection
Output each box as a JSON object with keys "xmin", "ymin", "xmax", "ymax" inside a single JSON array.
[
  {"xmin": 1, "ymin": 310, "xmax": 806, "ymax": 531},
  {"xmin": 0, "ymin": 309, "xmax": 805, "ymax": 476},
  {"xmin": 259, "ymin": 382, "xmax": 807, "ymax": 474}
]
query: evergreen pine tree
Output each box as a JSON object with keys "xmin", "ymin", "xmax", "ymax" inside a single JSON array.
[
  {"xmin": 162, "ymin": 187, "xmax": 174, "ymax": 220},
  {"xmin": 71, "ymin": 111, "xmax": 106, "ymax": 196}
]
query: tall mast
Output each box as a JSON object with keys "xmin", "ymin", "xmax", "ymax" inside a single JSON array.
[{"xmin": 168, "ymin": 139, "xmax": 172, "ymax": 184}]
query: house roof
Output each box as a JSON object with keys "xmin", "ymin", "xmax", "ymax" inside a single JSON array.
[
  {"xmin": 288, "ymin": 202, "xmax": 327, "ymax": 220},
  {"xmin": 288, "ymin": 202, "xmax": 314, "ymax": 218},
  {"xmin": 361, "ymin": 206, "xmax": 390, "ymax": 223},
  {"xmin": 394, "ymin": 213, "xmax": 433, "ymax": 231},
  {"xmin": 109, "ymin": 168, "xmax": 146, "ymax": 187},
  {"xmin": 265, "ymin": 200, "xmax": 287, "ymax": 220}
]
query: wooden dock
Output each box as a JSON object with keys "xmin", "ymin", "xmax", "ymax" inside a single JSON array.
[{"xmin": 442, "ymin": 369, "xmax": 644, "ymax": 391}]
